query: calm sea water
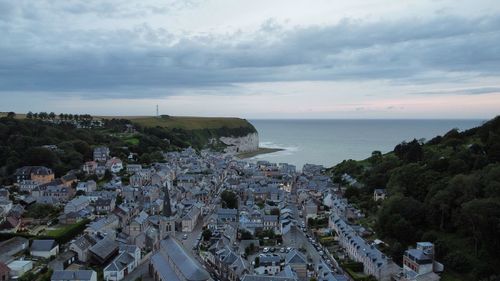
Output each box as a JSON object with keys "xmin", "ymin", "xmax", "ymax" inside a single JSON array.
[{"xmin": 247, "ymin": 119, "xmax": 484, "ymax": 169}]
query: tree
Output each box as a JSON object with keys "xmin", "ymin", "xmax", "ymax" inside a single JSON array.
[
  {"xmin": 221, "ymin": 190, "xmax": 238, "ymax": 209},
  {"xmin": 240, "ymin": 230, "xmax": 254, "ymax": 240},
  {"xmin": 26, "ymin": 111, "xmax": 33, "ymax": 119},
  {"xmin": 202, "ymin": 229, "xmax": 212, "ymax": 241},
  {"xmin": 39, "ymin": 112, "xmax": 48, "ymax": 119},
  {"xmin": 254, "ymin": 256, "xmax": 260, "ymax": 267},
  {"xmin": 6, "ymin": 112, "xmax": 15, "ymax": 118},
  {"xmin": 116, "ymin": 194, "xmax": 124, "ymax": 205},
  {"xmin": 49, "ymin": 112, "xmax": 56, "ymax": 120},
  {"xmin": 461, "ymin": 198, "xmax": 500, "ymax": 256}
]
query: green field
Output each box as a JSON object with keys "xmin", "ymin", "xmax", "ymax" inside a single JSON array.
[{"xmin": 128, "ymin": 116, "xmax": 253, "ymax": 130}]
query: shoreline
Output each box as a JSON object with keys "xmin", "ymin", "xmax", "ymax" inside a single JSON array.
[{"xmin": 236, "ymin": 147, "xmax": 284, "ymax": 159}]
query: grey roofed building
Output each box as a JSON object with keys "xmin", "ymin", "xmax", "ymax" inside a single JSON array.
[
  {"xmin": 89, "ymin": 238, "xmax": 118, "ymax": 264},
  {"xmin": 241, "ymin": 275, "xmax": 298, "ymax": 281},
  {"xmin": 51, "ymin": 270, "xmax": 97, "ymax": 281},
  {"xmin": 31, "ymin": 239, "xmax": 57, "ymax": 252},
  {"xmin": 285, "ymin": 250, "xmax": 306, "ymax": 265},
  {"xmin": 150, "ymin": 237, "xmax": 210, "ymax": 281},
  {"xmin": 104, "ymin": 251, "xmax": 134, "ymax": 272},
  {"xmin": 0, "ymin": 237, "xmax": 29, "ymax": 263}
]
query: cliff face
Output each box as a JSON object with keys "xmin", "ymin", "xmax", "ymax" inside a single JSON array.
[{"xmin": 220, "ymin": 132, "xmax": 259, "ymax": 154}]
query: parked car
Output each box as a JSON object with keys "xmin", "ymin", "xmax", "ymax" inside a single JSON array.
[
  {"xmin": 183, "ymin": 234, "xmax": 188, "ymax": 240},
  {"xmin": 263, "ymin": 247, "xmax": 269, "ymax": 253}
]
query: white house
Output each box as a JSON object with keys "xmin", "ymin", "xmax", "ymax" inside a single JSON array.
[
  {"xmin": 106, "ymin": 158, "xmax": 123, "ymax": 173},
  {"xmin": 31, "ymin": 240, "xmax": 59, "ymax": 258}
]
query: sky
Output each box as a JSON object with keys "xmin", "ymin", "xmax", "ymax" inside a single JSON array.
[{"xmin": 1, "ymin": 0, "xmax": 500, "ymax": 119}]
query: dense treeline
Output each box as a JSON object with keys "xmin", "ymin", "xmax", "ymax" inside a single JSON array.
[
  {"xmin": 330, "ymin": 116, "xmax": 500, "ymax": 280},
  {"xmin": 0, "ymin": 117, "xmax": 175, "ymax": 184}
]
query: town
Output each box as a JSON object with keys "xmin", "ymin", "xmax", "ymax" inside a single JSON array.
[{"xmin": 0, "ymin": 145, "xmax": 444, "ymax": 281}]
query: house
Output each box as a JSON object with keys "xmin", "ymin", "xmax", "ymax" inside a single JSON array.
[
  {"xmin": 94, "ymin": 146, "xmax": 110, "ymax": 162},
  {"xmin": 217, "ymin": 208, "xmax": 238, "ymax": 223},
  {"xmin": 126, "ymin": 164, "xmax": 142, "ymax": 174},
  {"xmin": 214, "ymin": 246, "xmax": 248, "ymax": 281},
  {"xmin": 14, "ymin": 166, "xmax": 54, "ymax": 184},
  {"xmin": 89, "ymin": 238, "xmax": 119, "ymax": 265},
  {"xmin": 76, "ymin": 181, "xmax": 97, "ymax": 193},
  {"xmin": 19, "ymin": 180, "xmax": 40, "ymax": 193},
  {"xmin": 0, "ymin": 262, "xmax": 10, "ymax": 281},
  {"xmin": 83, "ymin": 161, "xmax": 98, "ymax": 174},
  {"xmin": 149, "ymin": 237, "xmax": 210, "ymax": 281},
  {"xmin": 69, "ymin": 235, "xmax": 97, "ymax": 262},
  {"xmin": 256, "ymin": 254, "xmax": 282, "ymax": 275},
  {"xmin": 330, "ymin": 214, "xmax": 399, "ymax": 281},
  {"xmin": 106, "ymin": 158, "xmax": 123, "ymax": 173},
  {"xmin": 304, "ymin": 199, "xmax": 318, "ymax": 219},
  {"xmin": 263, "ymin": 215, "xmax": 279, "ymax": 233},
  {"xmin": 402, "ymin": 242, "xmax": 443, "ymax": 281},
  {"xmin": 285, "ymin": 250, "xmax": 307, "ymax": 279},
  {"xmin": 128, "ymin": 211, "xmax": 150, "ymax": 239},
  {"xmin": 86, "ymin": 215, "xmax": 120, "ymax": 237},
  {"xmin": 373, "ymin": 189, "xmax": 387, "ymax": 201},
  {"xmin": 61, "ymin": 174, "xmax": 78, "ymax": 187},
  {"xmin": 0, "ymin": 216, "xmax": 21, "ymax": 232},
  {"xmin": 103, "ymin": 245, "xmax": 141, "ymax": 281},
  {"xmin": 51, "ymin": 270, "xmax": 97, "ymax": 281},
  {"xmin": 7, "ymin": 260, "xmax": 33, "ymax": 278},
  {"xmin": 48, "ymin": 251, "xmax": 77, "ymax": 271},
  {"xmin": 94, "ymin": 198, "xmax": 116, "ymax": 214},
  {"xmin": 182, "ymin": 206, "xmax": 201, "ymax": 232},
  {"xmin": 0, "ymin": 199, "xmax": 13, "ymax": 217},
  {"xmin": 0, "ymin": 237, "xmax": 29, "ymax": 263},
  {"xmin": 65, "ymin": 196, "xmax": 90, "ymax": 214},
  {"xmin": 31, "ymin": 239, "xmax": 59, "ymax": 258}
]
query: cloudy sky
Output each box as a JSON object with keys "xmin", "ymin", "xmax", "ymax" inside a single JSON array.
[{"xmin": 1, "ymin": 0, "xmax": 500, "ymax": 118}]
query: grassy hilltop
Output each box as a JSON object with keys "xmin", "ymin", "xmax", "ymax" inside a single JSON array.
[{"xmin": 99, "ymin": 115, "xmax": 254, "ymax": 130}]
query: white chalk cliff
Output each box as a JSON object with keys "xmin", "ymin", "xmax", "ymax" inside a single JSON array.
[{"xmin": 220, "ymin": 132, "xmax": 259, "ymax": 154}]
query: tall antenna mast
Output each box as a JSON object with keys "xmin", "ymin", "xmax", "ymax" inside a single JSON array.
[{"xmin": 156, "ymin": 104, "xmax": 159, "ymax": 118}]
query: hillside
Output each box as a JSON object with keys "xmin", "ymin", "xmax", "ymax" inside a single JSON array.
[
  {"xmin": 0, "ymin": 114, "xmax": 257, "ymax": 185},
  {"xmin": 329, "ymin": 116, "xmax": 500, "ymax": 280},
  {"xmin": 104, "ymin": 116, "xmax": 254, "ymax": 131}
]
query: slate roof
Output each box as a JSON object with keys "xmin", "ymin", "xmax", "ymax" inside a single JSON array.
[
  {"xmin": 241, "ymin": 275, "xmax": 298, "ymax": 281},
  {"xmin": 104, "ymin": 252, "xmax": 135, "ymax": 272},
  {"xmin": 285, "ymin": 250, "xmax": 306, "ymax": 264},
  {"xmin": 31, "ymin": 239, "xmax": 57, "ymax": 252},
  {"xmin": 89, "ymin": 238, "xmax": 118, "ymax": 260},
  {"xmin": 150, "ymin": 237, "xmax": 210, "ymax": 281},
  {"xmin": 51, "ymin": 270, "xmax": 96, "ymax": 281}
]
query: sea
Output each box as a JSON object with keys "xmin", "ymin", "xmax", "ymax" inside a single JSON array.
[{"xmin": 247, "ymin": 119, "xmax": 485, "ymax": 169}]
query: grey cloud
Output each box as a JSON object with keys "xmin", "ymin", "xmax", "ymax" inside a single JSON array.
[
  {"xmin": 1, "ymin": 3, "xmax": 500, "ymax": 99},
  {"xmin": 412, "ymin": 87, "xmax": 500, "ymax": 95}
]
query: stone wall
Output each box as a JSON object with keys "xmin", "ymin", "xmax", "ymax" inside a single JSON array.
[{"xmin": 220, "ymin": 132, "xmax": 259, "ymax": 154}]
